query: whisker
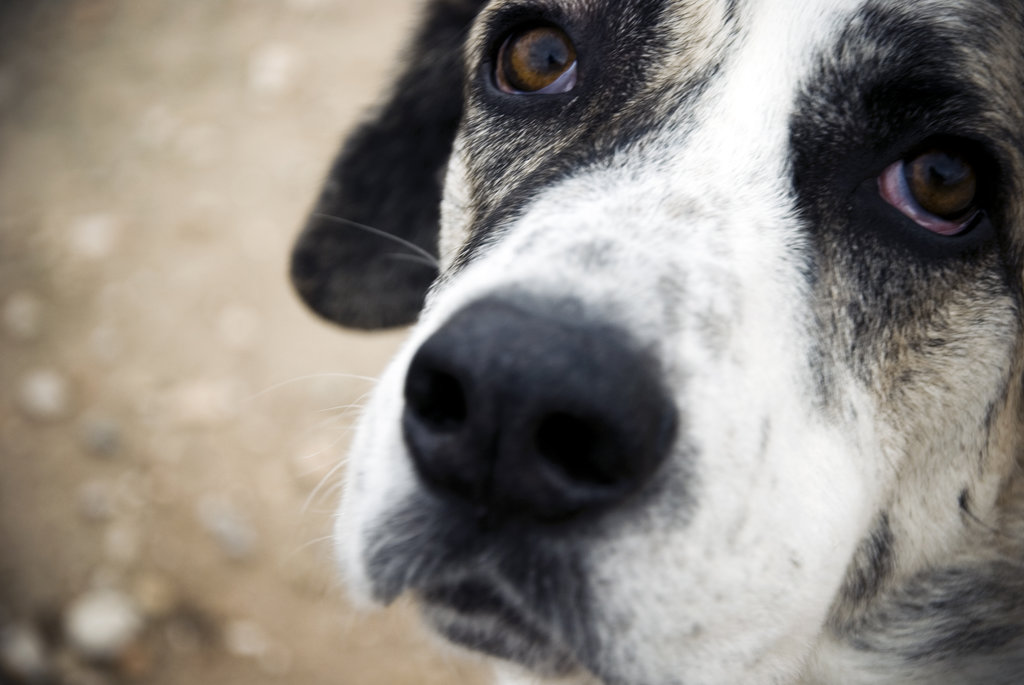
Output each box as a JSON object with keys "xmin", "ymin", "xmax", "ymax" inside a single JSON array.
[
  {"xmin": 311, "ymin": 388, "xmax": 377, "ymax": 432},
  {"xmin": 298, "ymin": 393, "xmax": 376, "ymax": 514},
  {"xmin": 302, "ymin": 454, "xmax": 350, "ymax": 515},
  {"xmin": 385, "ymin": 252, "xmax": 441, "ymax": 268},
  {"xmin": 292, "ymin": 395, "xmax": 376, "ymax": 512},
  {"xmin": 246, "ymin": 372, "xmax": 378, "ymax": 402},
  {"xmin": 312, "ymin": 213, "xmax": 440, "ymax": 268},
  {"xmin": 287, "ymin": 534, "xmax": 337, "ymax": 558},
  {"xmin": 315, "ymin": 402, "xmax": 367, "ymax": 416}
]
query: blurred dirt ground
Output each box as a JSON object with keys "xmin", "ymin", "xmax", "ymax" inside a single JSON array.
[{"xmin": 0, "ymin": 1, "xmax": 487, "ymax": 683}]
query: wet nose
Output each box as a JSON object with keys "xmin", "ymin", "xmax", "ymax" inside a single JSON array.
[{"xmin": 402, "ymin": 296, "xmax": 677, "ymax": 523}]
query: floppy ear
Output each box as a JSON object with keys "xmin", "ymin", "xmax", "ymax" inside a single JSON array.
[{"xmin": 291, "ymin": 0, "xmax": 487, "ymax": 329}]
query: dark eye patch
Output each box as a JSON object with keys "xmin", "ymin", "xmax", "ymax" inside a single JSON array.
[
  {"xmin": 789, "ymin": 5, "xmax": 1008, "ymax": 263},
  {"xmin": 454, "ymin": 0, "xmax": 690, "ymax": 266}
]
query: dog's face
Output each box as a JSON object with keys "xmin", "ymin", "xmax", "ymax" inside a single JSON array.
[{"xmin": 292, "ymin": 0, "xmax": 1024, "ymax": 683}]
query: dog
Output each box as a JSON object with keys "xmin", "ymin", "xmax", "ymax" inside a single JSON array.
[{"xmin": 290, "ymin": 0, "xmax": 1024, "ymax": 682}]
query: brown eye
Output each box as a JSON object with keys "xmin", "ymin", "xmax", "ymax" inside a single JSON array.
[
  {"xmin": 905, "ymin": 149, "xmax": 977, "ymax": 220},
  {"xmin": 496, "ymin": 26, "xmax": 577, "ymax": 94},
  {"xmin": 878, "ymin": 144, "xmax": 986, "ymax": 236}
]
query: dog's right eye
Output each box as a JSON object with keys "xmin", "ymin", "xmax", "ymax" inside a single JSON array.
[
  {"xmin": 878, "ymin": 145, "xmax": 982, "ymax": 236},
  {"xmin": 495, "ymin": 25, "xmax": 578, "ymax": 95}
]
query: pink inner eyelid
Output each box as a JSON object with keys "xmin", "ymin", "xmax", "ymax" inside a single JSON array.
[
  {"xmin": 498, "ymin": 60, "xmax": 578, "ymax": 95},
  {"xmin": 877, "ymin": 159, "xmax": 976, "ymax": 236},
  {"xmin": 535, "ymin": 60, "xmax": 577, "ymax": 94}
]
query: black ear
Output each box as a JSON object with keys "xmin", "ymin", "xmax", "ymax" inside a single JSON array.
[{"xmin": 291, "ymin": 0, "xmax": 488, "ymax": 330}]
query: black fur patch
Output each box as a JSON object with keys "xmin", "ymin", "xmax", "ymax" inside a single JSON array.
[
  {"xmin": 838, "ymin": 512, "xmax": 895, "ymax": 609},
  {"xmin": 791, "ymin": 1, "xmax": 1023, "ymax": 391},
  {"xmin": 848, "ymin": 563, "xmax": 1024, "ymax": 663}
]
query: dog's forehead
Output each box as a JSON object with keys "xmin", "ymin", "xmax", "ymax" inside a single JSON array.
[
  {"xmin": 457, "ymin": 0, "xmax": 1023, "ymax": 188},
  {"xmin": 452, "ymin": 0, "xmax": 858, "ymax": 242},
  {"xmin": 469, "ymin": 0, "xmax": 863, "ymax": 59},
  {"xmin": 468, "ymin": 0, "xmax": 1019, "ymax": 93}
]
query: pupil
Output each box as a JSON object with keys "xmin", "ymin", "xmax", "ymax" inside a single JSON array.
[
  {"xmin": 528, "ymin": 37, "xmax": 568, "ymax": 73},
  {"xmin": 925, "ymin": 152, "xmax": 968, "ymax": 188}
]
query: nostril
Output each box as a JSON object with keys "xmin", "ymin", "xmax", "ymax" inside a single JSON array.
[
  {"xmin": 406, "ymin": 365, "xmax": 468, "ymax": 431},
  {"xmin": 403, "ymin": 354, "xmax": 480, "ymax": 504},
  {"xmin": 534, "ymin": 412, "xmax": 620, "ymax": 488}
]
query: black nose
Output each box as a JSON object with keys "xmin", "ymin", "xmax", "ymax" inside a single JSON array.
[{"xmin": 402, "ymin": 296, "xmax": 677, "ymax": 523}]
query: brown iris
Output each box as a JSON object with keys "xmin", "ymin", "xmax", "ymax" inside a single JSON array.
[
  {"xmin": 905, "ymin": 148, "xmax": 978, "ymax": 220},
  {"xmin": 496, "ymin": 26, "xmax": 577, "ymax": 93}
]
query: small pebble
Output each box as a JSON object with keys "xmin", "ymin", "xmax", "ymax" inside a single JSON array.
[
  {"xmin": 0, "ymin": 622, "xmax": 50, "ymax": 681},
  {"xmin": 68, "ymin": 214, "xmax": 120, "ymax": 260},
  {"xmin": 2, "ymin": 291, "xmax": 42, "ymax": 341},
  {"xmin": 224, "ymin": 619, "xmax": 268, "ymax": 658},
  {"xmin": 248, "ymin": 44, "xmax": 297, "ymax": 95},
  {"xmin": 225, "ymin": 618, "xmax": 291, "ymax": 675},
  {"xmin": 18, "ymin": 368, "xmax": 72, "ymax": 422},
  {"xmin": 103, "ymin": 523, "xmax": 141, "ymax": 566},
  {"xmin": 167, "ymin": 379, "xmax": 238, "ymax": 427},
  {"xmin": 131, "ymin": 574, "xmax": 177, "ymax": 619},
  {"xmin": 80, "ymin": 417, "xmax": 122, "ymax": 458},
  {"xmin": 64, "ymin": 589, "xmax": 144, "ymax": 661},
  {"xmin": 197, "ymin": 495, "xmax": 257, "ymax": 561},
  {"xmin": 77, "ymin": 480, "xmax": 116, "ymax": 523}
]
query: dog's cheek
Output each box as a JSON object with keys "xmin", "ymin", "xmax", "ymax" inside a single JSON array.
[
  {"xmin": 582, "ymin": 492, "xmax": 865, "ymax": 682},
  {"xmin": 570, "ymin": 321, "xmax": 877, "ymax": 682},
  {"xmin": 334, "ymin": 342, "xmax": 427, "ymax": 601}
]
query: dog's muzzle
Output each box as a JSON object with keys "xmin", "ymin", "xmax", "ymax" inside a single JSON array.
[
  {"xmin": 402, "ymin": 295, "xmax": 678, "ymax": 525},
  {"xmin": 371, "ymin": 294, "xmax": 680, "ymax": 673}
]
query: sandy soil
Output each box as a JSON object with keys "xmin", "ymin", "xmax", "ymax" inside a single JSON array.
[{"xmin": 0, "ymin": 1, "xmax": 487, "ymax": 683}]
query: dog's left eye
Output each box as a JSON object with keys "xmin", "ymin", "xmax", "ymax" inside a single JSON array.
[
  {"xmin": 878, "ymin": 146, "xmax": 981, "ymax": 236},
  {"xmin": 495, "ymin": 25, "xmax": 578, "ymax": 95}
]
